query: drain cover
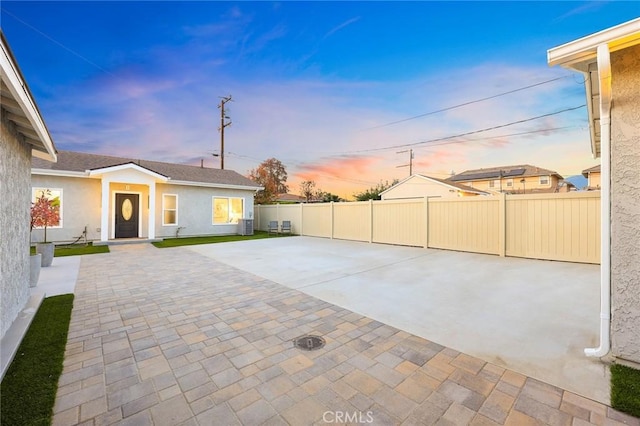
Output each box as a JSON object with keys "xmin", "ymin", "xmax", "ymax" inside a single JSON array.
[{"xmin": 293, "ymin": 335, "xmax": 326, "ymax": 351}]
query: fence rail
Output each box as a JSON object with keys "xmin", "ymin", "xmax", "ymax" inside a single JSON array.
[{"xmin": 254, "ymin": 192, "xmax": 601, "ymax": 264}]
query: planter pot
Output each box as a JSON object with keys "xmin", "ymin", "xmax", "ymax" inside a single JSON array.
[
  {"xmin": 36, "ymin": 242, "xmax": 54, "ymax": 267},
  {"xmin": 30, "ymin": 253, "xmax": 42, "ymax": 287}
]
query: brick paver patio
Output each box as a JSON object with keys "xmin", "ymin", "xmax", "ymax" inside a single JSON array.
[{"xmin": 52, "ymin": 244, "xmax": 638, "ymax": 425}]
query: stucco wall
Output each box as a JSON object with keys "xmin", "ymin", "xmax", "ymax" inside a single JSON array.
[
  {"xmin": 610, "ymin": 44, "xmax": 640, "ymax": 364},
  {"xmin": 1, "ymin": 114, "xmax": 32, "ymax": 339},
  {"xmin": 31, "ymin": 175, "xmax": 102, "ymax": 242},
  {"xmin": 155, "ymin": 183, "xmax": 256, "ymax": 238}
]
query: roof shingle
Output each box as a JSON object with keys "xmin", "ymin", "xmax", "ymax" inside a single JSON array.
[{"xmin": 32, "ymin": 150, "xmax": 261, "ymax": 189}]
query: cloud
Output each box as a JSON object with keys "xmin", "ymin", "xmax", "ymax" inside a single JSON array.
[{"xmin": 323, "ymin": 17, "xmax": 361, "ymax": 40}]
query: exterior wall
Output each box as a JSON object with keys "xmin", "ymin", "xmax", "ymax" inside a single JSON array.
[
  {"xmin": 1, "ymin": 114, "xmax": 32, "ymax": 339},
  {"xmin": 255, "ymin": 192, "xmax": 600, "ymax": 264},
  {"xmin": 31, "ymin": 175, "xmax": 102, "ymax": 242},
  {"xmin": 610, "ymin": 44, "xmax": 640, "ymax": 364},
  {"xmin": 382, "ymin": 176, "xmax": 461, "ymax": 200},
  {"xmin": 460, "ymin": 175, "xmax": 560, "ymax": 193},
  {"xmin": 154, "ymin": 183, "xmax": 256, "ymax": 238},
  {"xmin": 588, "ymin": 172, "xmax": 601, "ymax": 189}
]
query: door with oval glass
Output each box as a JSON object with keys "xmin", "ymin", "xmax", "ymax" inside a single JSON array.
[{"xmin": 115, "ymin": 193, "xmax": 139, "ymax": 238}]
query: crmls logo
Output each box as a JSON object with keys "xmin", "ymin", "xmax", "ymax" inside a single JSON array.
[{"xmin": 323, "ymin": 411, "xmax": 374, "ymax": 424}]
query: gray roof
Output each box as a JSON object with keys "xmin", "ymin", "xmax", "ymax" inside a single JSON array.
[
  {"xmin": 415, "ymin": 174, "xmax": 489, "ymax": 195},
  {"xmin": 581, "ymin": 164, "xmax": 601, "ymax": 177},
  {"xmin": 449, "ymin": 164, "xmax": 563, "ymax": 182},
  {"xmin": 32, "ymin": 150, "xmax": 261, "ymax": 189}
]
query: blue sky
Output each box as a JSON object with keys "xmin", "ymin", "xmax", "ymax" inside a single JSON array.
[{"xmin": 3, "ymin": 2, "xmax": 638, "ymax": 198}]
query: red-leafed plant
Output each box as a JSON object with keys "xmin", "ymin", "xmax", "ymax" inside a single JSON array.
[{"xmin": 31, "ymin": 191, "xmax": 60, "ymax": 243}]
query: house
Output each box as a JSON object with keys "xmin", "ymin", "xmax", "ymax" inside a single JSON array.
[
  {"xmin": 1, "ymin": 32, "xmax": 57, "ymax": 344},
  {"xmin": 582, "ymin": 164, "xmax": 601, "ymax": 190},
  {"xmin": 31, "ymin": 150, "xmax": 262, "ymax": 244},
  {"xmin": 448, "ymin": 164, "xmax": 568, "ymax": 194},
  {"xmin": 276, "ymin": 193, "xmax": 307, "ymax": 203},
  {"xmin": 548, "ymin": 18, "xmax": 640, "ymax": 365},
  {"xmin": 380, "ymin": 174, "xmax": 488, "ymax": 200}
]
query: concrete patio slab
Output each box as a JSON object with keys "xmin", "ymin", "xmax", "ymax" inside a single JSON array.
[
  {"xmin": 188, "ymin": 236, "xmax": 609, "ymax": 405},
  {"xmin": 43, "ymin": 241, "xmax": 638, "ymax": 425}
]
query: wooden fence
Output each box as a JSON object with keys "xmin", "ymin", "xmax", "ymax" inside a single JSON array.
[{"xmin": 254, "ymin": 192, "xmax": 601, "ymax": 264}]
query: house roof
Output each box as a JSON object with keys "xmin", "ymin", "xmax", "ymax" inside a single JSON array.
[
  {"xmin": 548, "ymin": 18, "xmax": 640, "ymax": 158},
  {"xmin": 380, "ymin": 174, "xmax": 489, "ymax": 197},
  {"xmin": 582, "ymin": 164, "xmax": 601, "ymax": 177},
  {"xmin": 448, "ymin": 164, "xmax": 563, "ymax": 182},
  {"xmin": 276, "ymin": 193, "xmax": 307, "ymax": 203},
  {"xmin": 32, "ymin": 150, "xmax": 262, "ymax": 190},
  {"xmin": 1, "ymin": 31, "xmax": 56, "ymax": 161}
]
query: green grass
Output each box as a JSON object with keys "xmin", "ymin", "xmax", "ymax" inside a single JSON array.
[
  {"xmin": 611, "ymin": 363, "xmax": 640, "ymax": 418},
  {"xmin": 153, "ymin": 230, "xmax": 292, "ymax": 248},
  {"xmin": 30, "ymin": 242, "xmax": 110, "ymax": 257},
  {"xmin": 1, "ymin": 294, "xmax": 74, "ymax": 425}
]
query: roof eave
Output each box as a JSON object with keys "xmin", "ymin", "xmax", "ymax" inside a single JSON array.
[
  {"xmin": 1, "ymin": 32, "xmax": 57, "ymax": 162},
  {"xmin": 167, "ymin": 180, "xmax": 263, "ymax": 191}
]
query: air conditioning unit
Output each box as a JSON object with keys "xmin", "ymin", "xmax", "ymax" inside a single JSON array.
[{"xmin": 238, "ymin": 219, "xmax": 254, "ymax": 236}]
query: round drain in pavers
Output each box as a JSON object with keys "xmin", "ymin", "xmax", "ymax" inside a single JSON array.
[{"xmin": 293, "ymin": 335, "xmax": 325, "ymax": 351}]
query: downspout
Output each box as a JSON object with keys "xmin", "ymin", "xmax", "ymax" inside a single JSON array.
[{"xmin": 585, "ymin": 43, "xmax": 612, "ymax": 358}]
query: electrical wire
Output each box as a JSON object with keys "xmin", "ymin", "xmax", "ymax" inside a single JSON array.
[{"xmin": 364, "ymin": 76, "xmax": 574, "ymax": 130}]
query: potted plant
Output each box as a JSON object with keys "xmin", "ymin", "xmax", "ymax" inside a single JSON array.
[{"xmin": 31, "ymin": 191, "xmax": 60, "ymax": 267}]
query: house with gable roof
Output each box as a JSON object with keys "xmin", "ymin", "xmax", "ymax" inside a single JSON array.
[
  {"xmin": 448, "ymin": 164, "xmax": 571, "ymax": 194},
  {"xmin": 380, "ymin": 174, "xmax": 488, "ymax": 200},
  {"xmin": 548, "ymin": 17, "xmax": 640, "ymax": 365},
  {"xmin": 582, "ymin": 164, "xmax": 601, "ymax": 190},
  {"xmin": 31, "ymin": 150, "xmax": 262, "ymax": 244}
]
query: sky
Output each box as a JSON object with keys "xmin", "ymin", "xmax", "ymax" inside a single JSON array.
[{"xmin": 2, "ymin": 2, "xmax": 638, "ymax": 199}]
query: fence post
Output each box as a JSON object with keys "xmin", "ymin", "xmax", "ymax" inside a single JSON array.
[
  {"xmin": 499, "ymin": 193, "xmax": 506, "ymax": 257},
  {"xmin": 299, "ymin": 203, "xmax": 303, "ymax": 236},
  {"xmin": 369, "ymin": 199, "xmax": 374, "ymax": 243},
  {"xmin": 330, "ymin": 202, "xmax": 334, "ymax": 239},
  {"xmin": 424, "ymin": 197, "xmax": 429, "ymax": 249}
]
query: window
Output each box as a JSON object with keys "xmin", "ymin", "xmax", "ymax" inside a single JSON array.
[
  {"xmin": 488, "ymin": 180, "xmax": 495, "ymax": 188},
  {"xmin": 32, "ymin": 188, "xmax": 63, "ymax": 228},
  {"xmin": 506, "ymin": 179, "xmax": 513, "ymax": 188},
  {"xmin": 213, "ymin": 197, "xmax": 244, "ymax": 224},
  {"xmin": 539, "ymin": 175, "xmax": 550, "ymax": 185},
  {"xmin": 162, "ymin": 194, "xmax": 178, "ymax": 226}
]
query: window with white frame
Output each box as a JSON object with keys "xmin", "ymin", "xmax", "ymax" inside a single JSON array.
[
  {"xmin": 213, "ymin": 197, "xmax": 244, "ymax": 224},
  {"xmin": 539, "ymin": 175, "xmax": 550, "ymax": 185},
  {"xmin": 162, "ymin": 194, "xmax": 178, "ymax": 226},
  {"xmin": 506, "ymin": 179, "xmax": 513, "ymax": 188},
  {"xmin": 488, "ymin": 180, "xmax": 495, "ymax": 188},
  {"xmin": 32, "ymin": 188, "xmax": 63, "ymax": 228}
]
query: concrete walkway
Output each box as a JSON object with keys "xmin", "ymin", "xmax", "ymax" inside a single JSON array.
[{"xmin": 48, "ymin": 241, "xmax": 639, "ymax": 425}]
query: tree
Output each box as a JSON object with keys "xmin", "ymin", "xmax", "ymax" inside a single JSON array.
[
  {"xmin": 249, "ymin": 158, "xmax": 289, "ymax": 204},
  {"xmin": 31, "ymin": 191, "xmax": 61, "ymax": 243},
  {"xmin": 299, "ymin": 180, "xmax": 317, "ymax": 202},
  {"xmin": 353, "ymin": 179, "xmax": 399, "ymax": 201},
  {"xmin": 318, "ymin": 191, "xmax": 343, "ymax": 202}
]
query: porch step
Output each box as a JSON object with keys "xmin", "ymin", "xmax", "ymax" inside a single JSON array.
[{"xmin": 94, "ymin": 238, "xmax": 163, "ymax": 246}]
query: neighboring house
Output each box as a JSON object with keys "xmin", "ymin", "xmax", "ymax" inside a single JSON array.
[
  {"xmin": 448, "ymin": 164, "xmax": 568, "ymax": 194},
  {"xmin": 380, "ymin": 174, "xmax": 488, "ymax": 200},
  {"xmin": 582, "ymin": 164, "xmax": 601, "ymax": 190},
  {"xmin": 31, "ymin": 151, "xmax": 262, "ymax": 243},
  {"xmin": 276, "ymin": 193, "xmax": 307, "ymax": 203},
  {"xmin": 1, "ymin": 32, "xmax": 57, "ymax": 342},
  {"xmin": 549, "ymin": 18, "xmax": 640, "ymax": 365}
]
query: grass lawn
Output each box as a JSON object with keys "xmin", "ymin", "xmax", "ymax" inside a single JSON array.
[
  {"xmin": 0, "ymin": 294, "xmax": 74, "ymax": 425},
  {"xmin": 611, "ymin": 363, "xmax": 640, "ymax": 418},
  {"xmin": 153, "ymin": 230, "xmax": 292, "ymax": 248},
  {"xmin": 30, "ymin": 242, "xmax": 110, "ymax": 257}
]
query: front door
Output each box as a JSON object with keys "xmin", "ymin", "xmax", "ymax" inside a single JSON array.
[{"xmin": 115, "ymin": 193, "xmax": 139, "ymax": 238}]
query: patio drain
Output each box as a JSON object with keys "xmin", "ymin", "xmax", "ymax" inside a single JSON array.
[{"xmin": 293, "ymin": 335, "xmax": 326, "ymax": 351}]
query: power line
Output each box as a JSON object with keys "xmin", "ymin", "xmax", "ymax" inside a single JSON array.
[
  {"xmin": 2, "ymin": 8, "xmax": 116, "ymax": 77},
  {"xmin": 365, "ymin": 75, "xmax": 573, "ymax": 130},
  {"xmin": 341, "ymin": 105, "xmax": 586, "ymax": 154}
]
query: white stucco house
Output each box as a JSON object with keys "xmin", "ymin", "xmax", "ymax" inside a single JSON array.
[
  {"xmin": 548, "ymin": 18, "xmax": 640, "ymax": 366},
  {"xmin": 1, "ymin": 31, "xmax": 57, "ymax": 373},
  {"xmin": 31, "ymin": 150, "xmax": 263, "ymax": 244},
  {"xmin": 380, "ymin": 174, "xmax": 488, "ymax": 200}
]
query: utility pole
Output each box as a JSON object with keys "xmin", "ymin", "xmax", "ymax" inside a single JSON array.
[
  {"xmin": 217, "ymin": 95, "xmax": 232, "ymax": 169},
  {"xmin": 396, "ymin": 149, "xmax": 414, "ymax": 176}
]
